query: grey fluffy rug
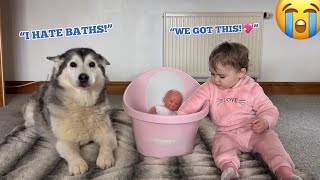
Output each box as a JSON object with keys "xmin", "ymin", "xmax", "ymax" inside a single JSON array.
[{"xmin": 0, "ymin": 111, "xmax": 313, "ymax": 180}]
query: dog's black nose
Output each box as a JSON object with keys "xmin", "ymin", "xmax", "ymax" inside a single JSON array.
[{"xmin": 78, "ymin": 73, "xmax": 89, "ymax": 82}]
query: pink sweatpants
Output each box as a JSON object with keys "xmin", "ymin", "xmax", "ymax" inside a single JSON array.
[{"xmin": 212, "ymin": 127, "xmax": 295, "ymax": 173}]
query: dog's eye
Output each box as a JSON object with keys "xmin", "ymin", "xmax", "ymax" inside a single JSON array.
[
  {"xmin": 89, "ymin": 62, "xmax": 96, "ymax": 68},
  {"xmin": 70, "ymin": 62, "xmax": 77, "ymax": 68}
]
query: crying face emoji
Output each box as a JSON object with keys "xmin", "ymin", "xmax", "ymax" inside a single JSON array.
[{"xmin": 276, "ymin": 0, "xmax": 320, "ymax": 39}]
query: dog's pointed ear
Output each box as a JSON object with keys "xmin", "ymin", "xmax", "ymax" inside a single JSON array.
[
  {"xmin": 46, "ymin": 55, "xmax": 62, "ymax": 62},
  {"xmin": 104, "ymin": 58, "xmax": 110, "ymax": 65},
  {"xmin": 98, "ymin": 54, "xmax": 110, "ymax": 65}
]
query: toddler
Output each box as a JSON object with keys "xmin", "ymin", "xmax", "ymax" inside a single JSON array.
[
  {"xmin": 178, "ymin": 42, "xmax": 302, "ymax": 180},
  {"xmin": 149, "ymin": 89, "xmax": 183, "ymax": 115}
]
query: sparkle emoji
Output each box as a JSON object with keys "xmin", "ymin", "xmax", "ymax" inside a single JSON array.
[{"xmin": 276, "ymin": 0, "xmax": 320, "ymax": 39}]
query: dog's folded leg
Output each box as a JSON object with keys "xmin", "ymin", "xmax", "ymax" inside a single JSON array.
[
  {"xmin": 56, "ymin": 140, "xmax": 88, "ymax": 175},
  {"xmin": 94, "ymin": 130, "xmax": 117, "ymax": 169},
  {"xmin": 96, "ymin": 143, "xmax": 115, "ymax": 169}
]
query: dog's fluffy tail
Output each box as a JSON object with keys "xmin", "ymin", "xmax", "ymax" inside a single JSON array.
[
  {"xmin": 22, "ymin": 100, "xmax": 37, "ymax": 127},
  {"xmin": 109, "ymin": 109, "xmax": 132, "ymax": 126}
]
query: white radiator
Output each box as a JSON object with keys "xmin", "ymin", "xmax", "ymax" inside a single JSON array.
[{"xmin": 163, "ymin": 12, "xmax": 264, "ymax": 79}]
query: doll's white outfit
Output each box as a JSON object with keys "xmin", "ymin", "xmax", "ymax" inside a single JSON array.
[{"xmin": 154, "ymin": 105, "xmax": 177, "ymax": 115}]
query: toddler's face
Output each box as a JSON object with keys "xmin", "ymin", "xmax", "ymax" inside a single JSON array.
[
  {"xmin": 209, "ymin": 63, "xmax": 245, "ymax": 90},
  {"xmin": 163, "ymin": 91, "xmax": 182, "ymax": 111}
]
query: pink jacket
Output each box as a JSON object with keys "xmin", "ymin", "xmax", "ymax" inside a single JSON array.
[{"xmin": 178, "ymin": 76, "xmax": 279, "ymax": 132}]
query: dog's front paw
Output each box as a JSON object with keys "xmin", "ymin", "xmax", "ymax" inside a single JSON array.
[
  {"xmin": 96, "ymin": 154, "xmax": 115, "ymax": 169},
  {"xmin": 68, "ymin": 158, "xmax": 88, "ymax": 175}
]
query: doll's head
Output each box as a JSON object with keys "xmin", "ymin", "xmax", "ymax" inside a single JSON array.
[{"xmin": 163, "ymin": 89, "xmax": 183, "ymax": 111}]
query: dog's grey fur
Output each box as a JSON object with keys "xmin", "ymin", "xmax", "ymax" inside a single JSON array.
[{"xmin": 22, "ymin": 48, "xmax": 117, "ymax": 175}]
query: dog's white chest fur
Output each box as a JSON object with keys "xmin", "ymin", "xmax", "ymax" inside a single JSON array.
[{"xmin": 50, "ymin": 103, "xmax": 106, "ymax": 145}]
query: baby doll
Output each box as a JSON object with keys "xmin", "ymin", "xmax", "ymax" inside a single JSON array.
[{"xmin": 149, "ymin": 89, "xmax": 183, "ymax": 115}]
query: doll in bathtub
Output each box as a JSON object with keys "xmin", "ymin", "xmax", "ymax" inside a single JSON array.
[{"xmin": 149, "ymin": 89, "xmax": 183, "ymax": 115}]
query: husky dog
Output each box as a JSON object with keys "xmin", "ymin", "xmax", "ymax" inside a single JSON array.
[{"xmin": 23, "ymin": 48, "xmax": 117, "ymax": 175}]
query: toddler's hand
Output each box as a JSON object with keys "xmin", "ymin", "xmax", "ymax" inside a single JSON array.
[{"xmin": 251, "ymin": 118, "xmax": 269, "ymax": 134}]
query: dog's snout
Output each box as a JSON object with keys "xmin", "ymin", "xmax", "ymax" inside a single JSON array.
[{"xmin": 78, "ymin": 73, "xmax": 89, "ymax": 82}]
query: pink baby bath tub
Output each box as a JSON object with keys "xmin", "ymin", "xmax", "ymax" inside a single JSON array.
[{"xmin": 123, "ymin": 67, "xmax": 209, "ymax": 158}]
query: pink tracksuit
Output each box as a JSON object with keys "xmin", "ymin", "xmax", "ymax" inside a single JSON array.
[{"xmin": 178, "ymin": 76, "xmax": 294, "ymax": 173}]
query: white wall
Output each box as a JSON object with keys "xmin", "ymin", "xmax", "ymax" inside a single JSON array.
[{"xmin": 1, "ymin": 0, "xmax": 320, "ymax": 82}]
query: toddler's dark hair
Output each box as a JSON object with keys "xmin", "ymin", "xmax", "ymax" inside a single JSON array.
[{"xmin": 209, "ymin": 41, "xmax": 249, "ymax": 71}]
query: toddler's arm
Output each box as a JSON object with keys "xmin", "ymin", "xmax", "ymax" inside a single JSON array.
[
  {"xmin": 252, "ymin": 86, "xmax": 279, "ymax": 130},
  {"xmin": 178, "ymin": 82, "xmax": 211, "ymax": 115}
]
